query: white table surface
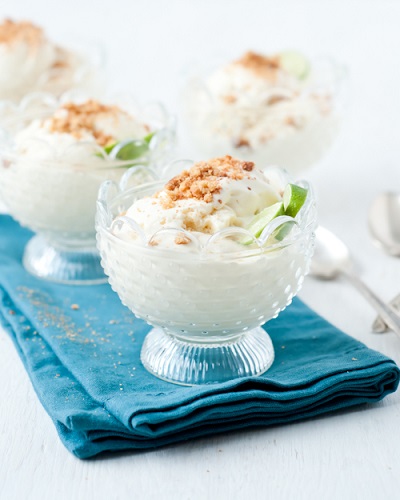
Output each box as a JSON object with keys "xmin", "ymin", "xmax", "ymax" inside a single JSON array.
[{"xmin": 2, "ymin": 1, "xmax": 400, "ymax": 499}]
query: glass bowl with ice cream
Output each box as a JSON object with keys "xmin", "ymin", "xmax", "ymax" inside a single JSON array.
[
  {"xmin": 0, "ymin": 18, "xmax": 104, "ymax": 103},
  {"xmin": 182, "ymin": 50, "xmax": 346, "ymax": 175},
  {"xmin": 96, "ymin": 155, "xmax": 317, "ymax": 385},
  {"xmin": 0, "ymin": 96, "xmax": 175, "ymax": 284}
]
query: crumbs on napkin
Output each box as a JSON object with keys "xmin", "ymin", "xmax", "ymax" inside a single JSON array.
[{"xmin": 17, "ymin": 286, "xmax": 91, "ymax": 345}]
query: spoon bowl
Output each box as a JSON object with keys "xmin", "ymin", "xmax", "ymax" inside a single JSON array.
[
  {"xmin": 310, "ymin": 226, "xmax": 400, "ymax": 339},
  {"xmin": 310, "ymin": 226, "xmax": 352, "ymax": 279},
  {"xmin": 369, "ymin": 192, "xmax": 400, "ymax": 257}
]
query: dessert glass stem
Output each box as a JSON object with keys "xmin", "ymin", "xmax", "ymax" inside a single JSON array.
[
  {"xmin": 140, "ymin": 326, "xmax": 275, "ymax": 385},
  {"xmin": 23, "ymin": 234, "xmax": 107, "ymax": 285}
]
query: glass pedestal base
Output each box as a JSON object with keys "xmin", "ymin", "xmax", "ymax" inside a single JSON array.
[
  {"xmin": 23, "ymin": 234, "xmax": 107, "ymax": 285},
  {"xmin": 141, "ymin": 326, "xmax": 275, "ymax": 385}
]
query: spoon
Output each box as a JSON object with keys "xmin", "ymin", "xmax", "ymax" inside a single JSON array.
[
  {"xmin": 369, "ymin": 192, "xmax": 400, "ymax": 256},
  {"xmin": 368, "ymin": 192, "xmax": 400, "ymax": 332},
  {"xmin": 310, "ymin": 226, "xmax": 400, "ymax": 339}
]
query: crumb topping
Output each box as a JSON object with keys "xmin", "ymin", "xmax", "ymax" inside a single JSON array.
[
  {"xmin": 47, "ymin": 100, "xmax": 127, "ymax": 146},
  {"xmin": 234, "ymin": 137, "xmax": 250, "ymax": 148},
  {"xmin": 234, "ymin": 51, "xmax": 280, "ymax": 80},
  {"xmin": 51, "ymin": 47, "xmax": 69, "ymax": 69},
  {"xmin": 159, "ymin": 155, "xmax": 254, "ymax": 206},
  {"xmin": 0, "ymin": 19, "xmax": 44, "ymax": 47},
  {"xmin": 285, "ymin": 116, "xmax": 304, "ymax": 128},
  {"xmin": 223, "ymin": 94, "xmax": 237, "ymax": 104},
  {"xmin": 267, "ymin": 95, "xmax": 288, "ymax": 105},
  {"xmin": 175, "ymin": 234, "xmax": 191, "ymax": 245}
]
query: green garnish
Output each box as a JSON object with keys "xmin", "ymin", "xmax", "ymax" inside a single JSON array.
[
  {"xmin": 242, "ymin": 183, "xmax": 308, "ymax": 245},
  {"xmin": 241, "ymin": 202, "xmax": 284, "ymax": 245},
  {"xmin": 283, "ymin": 183, "xmax": 308, "ymax": 217},
  {"xmin": 113, "ymin": 141, "xmax": 149, "ymax": 161},
  {"xmin": 279, "ymin": 51, "xmax": 310, "ymax": 80},
  {"xmin": 143, "ymin": 131, "xmax": 155, "ymax": 144},
  {"xmin": 103, "ymin": 142, "xmax": 118, "ymax": 155},
  {"xmin": 97, "ymin": 131, "xmax": 155, "ymax": 163}
]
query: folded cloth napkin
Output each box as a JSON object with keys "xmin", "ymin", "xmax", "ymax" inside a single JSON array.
[{"xmin": 0, "ymin": 215, "xmax": 399, "ymax": 459}]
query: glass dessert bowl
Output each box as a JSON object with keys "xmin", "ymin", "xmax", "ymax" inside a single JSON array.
[
  {"xmin": 182, "ymin": 50, "xmax": 347, "ymax": 175},
  {"xmin": 0, "ymin": 95, "xmax": 175, "ymax": 284},
  {"xmin": 96, "ymin": 155, "xmax": 317, "ymax": 385},
  {"xmin": 0, "ymin": 18, "xmax": 104, "ymax": 102}
]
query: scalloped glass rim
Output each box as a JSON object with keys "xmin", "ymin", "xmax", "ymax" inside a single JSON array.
[
  {"xmin": 96, "ymin": 165, "xmax": 317, "ymax": 260},
  {"xmin": 183, "ymin": 53, "xmax": 348, "ymax": 110},
  {"xmin": 0, "ymin": 91, "xmax": 176, "ymax": 170}
]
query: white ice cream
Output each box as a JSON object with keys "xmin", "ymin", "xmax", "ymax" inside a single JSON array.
[
  {"xmin": 184, "ymin": 51, "xmax": 341, "ymax": 174},
  {"xmin": 0, "ymin": 100, "xmax": 154, "ymax": 241},
  {"xmin": 0, "ymin": 19, "xmax": 101, "ymax": 102},
  {"xmin": 14, "ymin": 103, "xmax": 149, "ymax": 163},
  {"xmin": 97, "ymin": 156, "xmax": 316, "ymax": 338},
  {"xmin": 115, "ymin": 156, "xmax": 284, "ymax": 250}
]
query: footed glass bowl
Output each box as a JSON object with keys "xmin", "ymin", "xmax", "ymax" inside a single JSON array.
[
  {"xmin": 96, "ymin": 168, "xmax": 317, "ymax": 385},
  {"xmin": 0, "ymin": 95, "xmax": 175, "ymax": 284},
  {"xmin": 181, "ymin": 55, "xmax": 347, "ymax": 175}
]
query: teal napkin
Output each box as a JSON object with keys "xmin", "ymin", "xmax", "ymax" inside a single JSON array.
[{"xmin": 0, "ymin": 215, "xmax": 399, "ymax": 459}]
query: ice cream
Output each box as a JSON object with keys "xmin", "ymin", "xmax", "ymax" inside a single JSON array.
[
  {"xmin": 183, "ymin": 51, "xmax": 343, "ymax": 173},
  {"xmin": 116, "ymin": 155, "xmax": 285, "ymax": 250},
  {"xmin": 0, "ymin": 19, "xmax": 102, "ymax": 102},
  {"xmin": 15, "ymin": 99, "xmax": 150, "ymax": 164}
]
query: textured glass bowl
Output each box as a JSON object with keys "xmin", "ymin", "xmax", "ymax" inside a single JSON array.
[
  {"xmin": 181, "ymin": 55, "xmax": 347, "ymax": 175},
  {"xmin": 96, "ymin": 165, "xmax": 317, "ymax": 385},
  {"xmin": 0, "ymin": 94, "xmax": 176, "ymax": 284}
]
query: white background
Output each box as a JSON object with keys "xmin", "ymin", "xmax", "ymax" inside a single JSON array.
[{"xmin": 1, "ymin": 1, "xmax": 400, "ymax": 499}]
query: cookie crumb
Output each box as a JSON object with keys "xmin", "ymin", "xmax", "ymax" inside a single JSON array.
[
  {"xmin": 235, "ymin": 137, "xmax": 250, "ymax": 148},
  {"xmin": 175, "ymin": 234, "xmax": 191, "ymax": 245},
  {"xmin": 160, "ymin": 155, "xmax": 253, "ymax": 206},
  {"xmin": 235, "ymin": 51, "xmax": 280, "ymax": 80},
  {"xmin": 223, "ymin": 94, "xmax": 237, "ymax": 104},
  {"xmin": 0, "ymin": 19, "xmax": 44, "ymax": 47},
  {"xmin": 268, "ymin": 95, "xmax": 288, "ymax": 105},
  {"xmin": 47, "ymin": 100, "xmax": 128, "ymax": 147}
]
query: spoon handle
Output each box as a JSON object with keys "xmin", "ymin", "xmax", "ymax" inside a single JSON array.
[
  {"xmin": 372, "ymin": 293, "xmax": 400, "ymax": 333},
  {"xmin": 343, "ymin": 271, "xmax": 400, "ymax": 338}
]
